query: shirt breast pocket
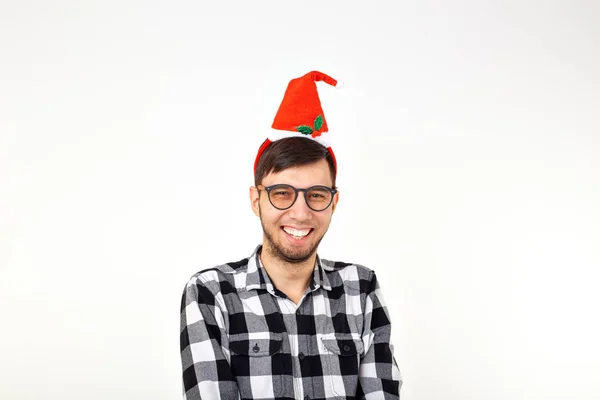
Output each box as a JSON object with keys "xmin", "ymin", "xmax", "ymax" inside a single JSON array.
[
  {"xmin": 321, "ymin": 336, "xmax": 364, "ymax": 399},
  {"xmin": 229, "ymin": 335, "xmax": 284, "ymax": 399}
]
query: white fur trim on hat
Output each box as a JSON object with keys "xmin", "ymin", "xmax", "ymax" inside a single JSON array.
[{"xmin": 267, "ymin": 129, "xmax": 332, "ymax": 148}]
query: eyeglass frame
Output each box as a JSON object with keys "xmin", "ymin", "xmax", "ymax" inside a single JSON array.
[{"xmin": 256, "ymin": 184, "xmax": 338, "ymax": 212}]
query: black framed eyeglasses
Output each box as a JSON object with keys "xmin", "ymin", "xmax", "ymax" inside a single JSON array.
[{"xmin": 257, "ymin": 184, "xmax": 337, "ymax": 212}]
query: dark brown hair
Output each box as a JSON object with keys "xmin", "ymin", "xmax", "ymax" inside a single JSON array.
[{"xmin": 254, "ymin": 137, "xmax": 336, "ymax": 187}]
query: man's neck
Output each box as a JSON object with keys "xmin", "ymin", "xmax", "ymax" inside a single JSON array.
[{"xmin": 259, "ymin": 245, "xmax": 317, "ymax": 304}]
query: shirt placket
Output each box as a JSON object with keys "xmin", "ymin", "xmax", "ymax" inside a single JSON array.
[{"xmin": 280, "ymin": 297, "xmax": 303, "ymax": 399}]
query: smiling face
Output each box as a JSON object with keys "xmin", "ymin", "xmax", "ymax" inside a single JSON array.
[{"xmin": 250, "ymin": 159, "xmax": 338, "ymax": 264}]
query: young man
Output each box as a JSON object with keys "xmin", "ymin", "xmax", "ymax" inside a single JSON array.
[{"xmin": 180, "ymin": 72, "xmax": 401, "ymax": 399}]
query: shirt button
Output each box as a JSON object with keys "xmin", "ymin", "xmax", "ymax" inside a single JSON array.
[
  {"xmin": 299, "ymin": 352, "xmax": 305, "ymax": 359},
  {"xmin": 304, "ymin": 396, "xmax": 310, "ymax": 400},
  {"xmin": 343, "ymin": 345, "xmax": 350, "ymax": 352}
]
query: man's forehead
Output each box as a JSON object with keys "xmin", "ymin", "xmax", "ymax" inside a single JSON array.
[{"xmin": 262, "ymin": 160, "xmax": 333, "ymax": 186}]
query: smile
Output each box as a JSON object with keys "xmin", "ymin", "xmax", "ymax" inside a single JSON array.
[{"xmin": 281, "ymin": 226, "xmax": 313, "ymax": 239}]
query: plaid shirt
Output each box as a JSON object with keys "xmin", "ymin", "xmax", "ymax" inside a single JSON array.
[{"xmin": 180, "ymin": 246, "xmax": 401, "ymax": 399}]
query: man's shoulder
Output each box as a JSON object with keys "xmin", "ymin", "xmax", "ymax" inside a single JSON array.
[
  {"xmin": 320, "ymin": 257, "xmax": 375, "ymax": 281},
  {"xmin": 186, "ymin": 256, "xmax": 251, "ymax": 287}
]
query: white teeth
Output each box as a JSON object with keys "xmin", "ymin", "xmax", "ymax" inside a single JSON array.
[{"xmin": 283, "ymin": 227, "xmax": 310, "ymax": 238}]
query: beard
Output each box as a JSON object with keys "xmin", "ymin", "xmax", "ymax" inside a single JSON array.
[{"xmin": 259, "ymin": 205, "xmax": 325, "ymax": 264}]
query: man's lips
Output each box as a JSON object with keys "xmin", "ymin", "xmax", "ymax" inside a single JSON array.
[{"xmin": 281, "ymin": 226, "xmax": 314, "ymax": 239}]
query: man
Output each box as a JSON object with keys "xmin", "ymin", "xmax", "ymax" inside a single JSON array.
[{"xmin": 180, "ymin": 71, "xmax": 401, "ymax": 399}]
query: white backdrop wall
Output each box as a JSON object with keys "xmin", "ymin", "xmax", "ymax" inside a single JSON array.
[{"xmin": 1, "ymin": 1, "xmax": 599, "ymax": 399}]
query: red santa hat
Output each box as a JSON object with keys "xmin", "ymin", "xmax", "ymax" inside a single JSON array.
[{"xmin": 254, "ymin": 71, "xmax": 342, "ymax": 172}]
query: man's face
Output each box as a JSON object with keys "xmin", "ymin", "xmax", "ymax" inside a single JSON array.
[{"xmin": 250, "ymin": 159, "xmax": 338, "ymax": 264}]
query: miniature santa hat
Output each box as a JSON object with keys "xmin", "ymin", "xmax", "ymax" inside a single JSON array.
[{"xmin": 254, "ymin": 71, "xmax": 342, "ymax": 172}]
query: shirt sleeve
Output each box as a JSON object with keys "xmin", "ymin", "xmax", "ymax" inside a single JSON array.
[
  {"xmin": 180, "ymin": 275, "xmax": 241, "ymax": 400},
  {"xmin": 358, "ymin": 272, "xmax": 403, "ymax": 399}
]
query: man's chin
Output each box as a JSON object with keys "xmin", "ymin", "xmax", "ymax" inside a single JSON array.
[
  {"xmin": 261, "ymin": 222, "xmax": 323, "ymax": 264},
  {"xmin": 264, "ymin": 235, "xmax": 317, "ymax": 264},
  {"xmin": 271, "ymin": 243, "xmax": 315, "ymax": 264}
]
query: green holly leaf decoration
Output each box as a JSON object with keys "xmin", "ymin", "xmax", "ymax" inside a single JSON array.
[
  {"xmin": 296, "ymin": 125, "xmax": 313, "ymax": 135},
  {"xmin": 314, "ymin": 115, "xmax": 323, "ymax": 131}
]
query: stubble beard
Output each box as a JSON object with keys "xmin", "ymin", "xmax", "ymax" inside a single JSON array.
[{"xmin": 259, "ymin": 206, "xmax": 325, "ymax": 264}]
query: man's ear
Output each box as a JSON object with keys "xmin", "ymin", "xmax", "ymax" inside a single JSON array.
[
  {"xmin": 331, "ymin": 190, "xmax": 339, "ymax": 213},
  {"xmin": 249, "ymin": 186, "xmax": 261, "ymax": 217}
]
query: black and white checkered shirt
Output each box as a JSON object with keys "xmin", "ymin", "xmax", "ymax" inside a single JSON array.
[{"xmin": 180, "ymin": 245, "xmax": 401, "ymax": 399}]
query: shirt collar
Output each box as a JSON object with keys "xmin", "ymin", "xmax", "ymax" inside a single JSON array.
[{"xmin": 245, "ymin": 245, "xmax": 332, "ymax": 293}]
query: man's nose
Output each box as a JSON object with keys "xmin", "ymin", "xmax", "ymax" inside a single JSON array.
[{"xmin": 288, "ymin": 191, "xmax": 312, "ymax": 218}]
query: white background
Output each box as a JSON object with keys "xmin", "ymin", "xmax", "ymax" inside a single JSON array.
[{"xmin": 1, "ymin": 1, "xmax": 599, "ymax": 399}]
